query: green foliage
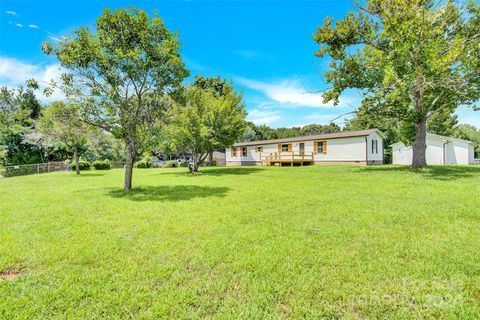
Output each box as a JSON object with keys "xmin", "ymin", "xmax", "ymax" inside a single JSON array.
[
  {"xmin": 164, "ymin": 160, "xmax": 178, "ymax": 168},
  {"xmin": 83, "ymin": 130, "xmax": 125, "ymax": 163},
  {"xmin": 0, "ymin": 87, "xmax": 51, "ymax": 166},
  {"xmin": 165, "ymin": 78, "xmax": 246, "ymax": 173},
  {"xmin": 70, "ymin": 160, "xmax": 91, "ymax": 171},
  {"xmin": 298, "ymin": 123, "xmax": 341, "ymax": 136},
  {"xmin": 0, "ymin": 86, "xmax": 41, "ymax": 130},
  {"xmin": 134, "ymin": 159, "xmax": 152, "ymax": 169},
  {"xmin": 93, "ymin": 159, "xmax": 111, "ymax": 170},
  {"xmin": 38, "ymin": 101, "xmax": 89, "ymax": 161},
  {"xmin": 178, "ymin": 159, "xmax": 189, "ymax": 167},
  {"xmin": 314, "ymin": 0, "xmax": 480, "ymax": 167},
  {"xmin": 42, "ymin": 7, "xmax": 189, "ymax": 188},
  {"xmin": 427, "ymin": 109, "xmax": 458, "ymax": 137},
  {"xmin": 454, "ymin": 124, "xmax": 480, "ymax": 157},
  {"xmin": 241, "ymin": 122, "xmax": 341, "ymax": 142}
]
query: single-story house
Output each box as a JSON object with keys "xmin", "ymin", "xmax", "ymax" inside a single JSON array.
[
  {"xmin": 391, "ymin": 133, "xmax": 475, "ymax": 165},
  {"xmin": 226, "ymin": 129, "xmax": 385, "ymax": 166}
]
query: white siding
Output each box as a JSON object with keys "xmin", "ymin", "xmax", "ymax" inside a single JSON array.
[
  {"xmin": 312, "ymin": 137, "xmax": 366, "ymax": 162},
  {"xmin": 426, "ymin": 137, "xmax": 444, "ymax": 165},
  {"xmin": 392, "ymin": 135, "xmax": 473, "ymax": 165},
  {"xmin": 392, "ymin": 144, "xmax": 412, "ymax": 165},
  {"xmin": 367, "ymin": 131, "xmax": 383, "ymax": 161},
  {"xmin": 227, "ymin": 131, "xmax": 385, "ymax": 165},
  {"xmin": 468, "ymin": 145, "xmax": 475, "ymax": 165}
]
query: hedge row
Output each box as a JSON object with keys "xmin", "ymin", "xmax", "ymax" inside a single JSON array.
[{"xmin": 71, "ymin": 159, "xmax": 112, "ymax": 171}]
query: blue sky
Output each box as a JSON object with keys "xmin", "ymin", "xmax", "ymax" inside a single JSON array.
[{"xmin": 1, "ymin": 0, "xmax": 479, "ymax": 128}]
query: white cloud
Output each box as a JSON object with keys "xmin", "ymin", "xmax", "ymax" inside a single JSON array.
[
  {"xmin": 47, "ymin": 32, "xmax": 68, "ymax": 42},
  {"xmin": 247, "ymin": 108, "xmax": 281, "ymax": 125},
  {"xmin": 14, "ymin": 23, "xmax": 23, "ymax": 28},
  {"xmin": 236, "ymin": 77, "xmax": 344, "ymax": 108},
  {"xmin": 5, "ymin": 11, "xmax": 18, "ymax": 16},
  {"xmin": 28, "ymin": 24, "xmax": 39, "ymax": 29},
  {"xmin": 0, "ymin": 56, "xmax": 64, "ymax": 103},
  {"xmin": 233, "ymin": 50, "xmax": 272, "ymax": 60}
]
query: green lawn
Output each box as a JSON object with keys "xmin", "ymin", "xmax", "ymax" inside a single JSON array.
[{"xmin": 1, "ymin": 166, "xmax": 480, "ymax": 319}]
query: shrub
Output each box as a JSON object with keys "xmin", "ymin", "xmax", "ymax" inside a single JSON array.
[
  {"xmin": 135, "ymin": 159, "xmax": 152, "ymax": 168},
  {"xmin": 204, "ymin": 160, "xmax": 216, "ymax": 167},
  {"xmin": 178, "ymin": 159, "xmax": 189, "ymax": 167},
  {"xmin": 164, "ymin": 160, "xmax": 178, "ymax": 168},
  {"xmin": 152, "ymin": 161, "xmax": 164, "ymax": 168},
  {"xmin": 93, "ymin": 159, "xmax": 111, "ymax": 170},
  {"xmin": 70, "ymin": 160, "xmax": 91, "ymax": 171}
]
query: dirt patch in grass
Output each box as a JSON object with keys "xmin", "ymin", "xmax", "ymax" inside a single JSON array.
[{"xmin": 0, "ymin": 269, "xmax": 25, "ymax": 281}]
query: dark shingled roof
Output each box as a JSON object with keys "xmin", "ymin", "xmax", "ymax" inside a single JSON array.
[{"xmin": 233, "ymin": 129, "xmax": 383, "ymax": 147}]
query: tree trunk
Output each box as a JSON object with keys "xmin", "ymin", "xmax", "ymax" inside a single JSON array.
[
  {"xmin": 124, "ymin": 137, "xmax": 137, "ymax": 190},
  {"xmin": 208, "ymin": 150, "xmax": 213, "ymax": 166},
  {"xmin": 412, "ymin": 116, "xmax": 428, "ymax": 168},
  {"xmin": 73, "ymin": 147, "xmax": 80, "ymax": 175}
]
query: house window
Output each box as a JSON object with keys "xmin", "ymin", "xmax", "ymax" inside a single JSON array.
[
  {"xmin": 231, "ymin": 147, "xmax": 237, "ymax": 157},
  {"xmin": 255, "ymin": 146, "xmax": 263, "ymax": 153},
  {"xmin": 372, "ymin": 140, "xmax": 378, "ymax": 154},
  {"xmin": 281, "ymin": 144, "xmax": 289, "ymax": 152},
  {"xmin": 317, "ymin": 141, "xmax": 327, "ymax": 154},
  {"xmin": 242, "ymin": 147, "xmax": 247, "ymax": 157}
]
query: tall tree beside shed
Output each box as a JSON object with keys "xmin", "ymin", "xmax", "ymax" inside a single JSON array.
[
  {"xmin": 314, "ymin": 0, "xmax": 480, "ymax": 168},
  {"xmin": 41, "ymin": 7, "xmax": 188, "ymax": 189}
]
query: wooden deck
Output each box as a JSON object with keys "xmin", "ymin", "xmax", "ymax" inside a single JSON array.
[{"xmin": 260, "ymin": 152, "xmax": 315, "ymax": 166}]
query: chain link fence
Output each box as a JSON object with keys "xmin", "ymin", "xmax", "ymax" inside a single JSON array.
[
  {"xmin": 110, "ymin": 162, "xmax": 126, "ymax": 169},
  {"xmin": 1, "ymin": 161, "xmax": 68, "ymax": 178},
  {"xmin": 0, "ymin": 161, "xmax": 127, "ymax": 178}
]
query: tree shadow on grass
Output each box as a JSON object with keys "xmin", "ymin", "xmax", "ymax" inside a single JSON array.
[
  {"xmin": 359, "ymin": 165, "xmax": 480, "ymax": 181},
  {"xmin": 106, "ymin": 185, "xmax": 230, "ymax": 202},
  {"xmin": 67, "ymin": 172, "xmax": 106, "ymax": 178},
  {"xmin": 153, "ymin": 167, "xmax": 264, "ymax": 177},
  {"xmin": 198, "ymin": 167, "xmax": 264, "ymax": 176}
]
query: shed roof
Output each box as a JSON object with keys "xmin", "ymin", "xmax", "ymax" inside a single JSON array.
[{"xmin": 233, "ymin": 129, "xmax": 383, "ymax": 147}]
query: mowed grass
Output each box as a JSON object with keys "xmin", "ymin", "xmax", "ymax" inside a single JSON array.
[{"xmin": 1, "ymin": 165, "xmax": 480, "ymax": 319}]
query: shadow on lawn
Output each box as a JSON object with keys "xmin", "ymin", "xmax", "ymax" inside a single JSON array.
[
  {"xmin": 67, "ymin": 172, "xmax": 106, "ymax": 178},
  {"xmin": 154, "ymin": 167, "xmax": 263, "ymax": 177},
  {"xmin": 359, "ymin": 165, "xmax": 480, "ymax": 181},
  {"xmin": 106, "ymin": 185, "xmax": 230, "ymax": 202},
  {"xmin": 198, "ymin": 167, "xmax": 264, "ymax": 176}
]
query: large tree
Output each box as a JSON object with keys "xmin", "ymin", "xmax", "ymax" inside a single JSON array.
[
  {"xmin": 41, "ymin": 7, "xmax": 188, "ymax": 189},
  {"xmin": 344, "ymin": 105, "xmax": 458, "ymax": 163},
  {"xmin": 38, "ymin": 101, "xmax": 89, "ymax": 174},
  {"xmin": 192, "ymin": 76, "xmax": 246, "ymax": 164},
  {"xmin": 314, "ymin": 0, "xmax": 480, "ymax": 168},
  {"xmin": 166, "ymin": 83, "xmax": 246, "ymax": 174}
]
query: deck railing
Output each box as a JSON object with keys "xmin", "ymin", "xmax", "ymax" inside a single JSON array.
[{"xmin": 259, "ymin": 152, "xmax": 314, "ymax": 165}]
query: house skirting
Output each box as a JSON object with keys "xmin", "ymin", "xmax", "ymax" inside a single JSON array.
[
  {"xmin": 226, "ymin": 160, "xmax": 383, "ymax": 166},
  {"xmin": 226, "ymin": 161, "xmax": 259, "ymax": 166},
  {"xmin": 315, "ymin": 160, "xmax": 383, "ymax": 166}
]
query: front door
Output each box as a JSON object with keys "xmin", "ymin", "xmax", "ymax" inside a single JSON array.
[{"xmin": 299, "ymin": 143, "xmax": 305, "ymax": 154}]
